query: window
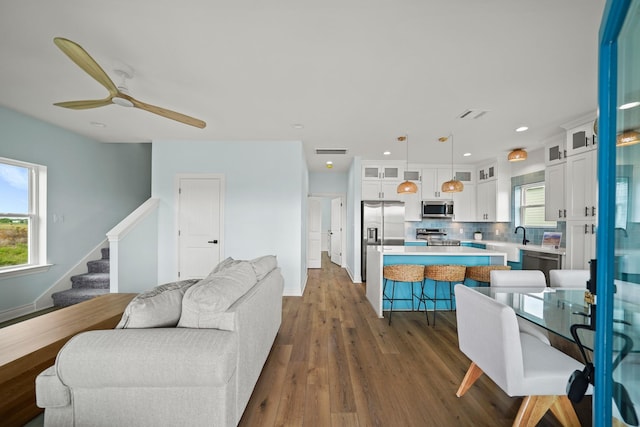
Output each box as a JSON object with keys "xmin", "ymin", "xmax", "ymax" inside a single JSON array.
[
  {"xmin": 0, "ymin": 157, "xmax": 47, "ymax": 275},
  {"xmin": 515, "ymin": 182, "xmax": 556, "ymax": 228}
]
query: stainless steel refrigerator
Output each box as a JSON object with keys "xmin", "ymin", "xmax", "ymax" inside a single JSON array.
[{"xmin": 361, "ymin": 200, "xmax": 405, "ymax": 282}]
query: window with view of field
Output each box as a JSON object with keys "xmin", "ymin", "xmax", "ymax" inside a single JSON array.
[{"xmin": 0, "ymin": 158, "xmax": 46, "ymax": 272}]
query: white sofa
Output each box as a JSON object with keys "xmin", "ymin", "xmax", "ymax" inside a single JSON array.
[{"xmin": 35, "ymin": 256, "xmax": 284, "ymax": 427}]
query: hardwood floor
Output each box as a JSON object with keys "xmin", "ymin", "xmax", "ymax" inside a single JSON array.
[{"xmin": 239, "ymin": 254, "xmax": 592, "ymax": 427}]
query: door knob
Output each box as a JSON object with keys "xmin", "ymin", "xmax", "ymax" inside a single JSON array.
[{"xmin": 208, "ymin": 240, "xmax": 218, "ymax": 244}]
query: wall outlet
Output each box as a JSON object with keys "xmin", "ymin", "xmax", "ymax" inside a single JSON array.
[
  {"xmin": 495, "ymin": 229, "xmax": 499, "ymax": 235},
  {"xmin": 459, "ymin": 228, "xmax": 464, "ymax": 234}
]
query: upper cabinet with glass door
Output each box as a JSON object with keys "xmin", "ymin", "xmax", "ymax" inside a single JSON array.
[{"xmin": 564, "ymin": 116, "xmax": 598, "ymax": 157}]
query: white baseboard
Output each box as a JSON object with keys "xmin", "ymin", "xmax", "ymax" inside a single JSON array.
[{"xmin": 0, "ymin": 302, "xmax": 37, "ymax": 323}]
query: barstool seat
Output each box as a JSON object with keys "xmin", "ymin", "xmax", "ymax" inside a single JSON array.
[
  {"xmin": 382, "ymin": 264, "xmax": 424, "ymax": 325},
  {"xmin": 465, "ymin": 265, "xmax": 512, "ymax": 286},
  {"xmin": 418, "ymin": 265, "xmax": 466, "ymax": 326}
]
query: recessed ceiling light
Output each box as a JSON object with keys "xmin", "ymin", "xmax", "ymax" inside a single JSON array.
[
  {"xmin": 463, "ymin": 152, "xmax": 472, "ymax": 157},
  {"xmin": 620, "ymin": 101, "xmax": 640, "ymax": 110},
  {"xmin": 515, "ymin": 126, "xmax": 529, "ymax": 132},
  {"xmin": 90, "ymin": 121, "xmax": 106, "ymax": 128},
  {"xmin": 383, "ymin": 151, "xmax": 391, "ymax": 156},
  {"xmin": 292, "ymin": 123, "xmax": 304, "ymax": 129}
]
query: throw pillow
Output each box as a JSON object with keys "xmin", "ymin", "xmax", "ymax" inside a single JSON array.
[
  {"xmin": 116, "ymin": 279, "xmax": 200, "ymax": 329},
  {"xmin": 250, "ymin": 255, "xmax": 277, "ymax": 281},
  {"xmin": 178, "ymin": 261, "xmax": 257, "ymax": 330}
]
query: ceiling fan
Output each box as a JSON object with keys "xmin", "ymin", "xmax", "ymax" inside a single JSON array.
[{"xmin": 52, "ymin": 37, "xmax": 206, "ymax": 129}]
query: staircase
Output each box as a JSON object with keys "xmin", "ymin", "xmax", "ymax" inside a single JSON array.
[{"xmin": 52, "ymin": 248, "xmax": 110, "ymax": 307}]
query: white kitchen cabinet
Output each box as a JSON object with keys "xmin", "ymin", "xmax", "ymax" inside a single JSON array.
[
  {"xmin": 421, "ymin": 168, "xmax": 453, "ymax": 200},
  {"xmin": 477, "ymin": 162, "xmax": 497, "ymax": 182},
  {"xmin": 565, "ymin": 150, "xmax": 597, "ymax": 221},
  {"xmin": 362, "ymin": 180, "xmax": 403, "ymax": 200},
  {"xmin": 452, "ymin": 183, "xmax": 476, "ymax": 222},
  {"xmin": 362, "ymin": 164, "xmax": 404, "ymax": 181},
  {"xmin": 544, "ymin": 134, "xmax": 566, "ymax": 166},
  {"xmin": 476, "ymin": 177, "xmax": 510, "ymax": 222},
  {"xmin": 565, "ymin": 220, "xmax": 596, "ymax": 269},
  {"xmin": 399, "ymin": 182, "xmax": 423, "ymax": 221},
  {"xmin": 545, "ymin": 163, "xmax": 566, "ymax": 221},
  {"xmin": 565, "ymin": 122, "xmax": 597, "ymax": 157}
]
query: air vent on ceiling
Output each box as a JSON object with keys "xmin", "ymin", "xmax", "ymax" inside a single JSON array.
[
  {"xmin": 315, "ymin": 148, "xmax": 348, "ymax": 155},
  {"xmin": 457, "ymin": 109, "xmax": 490, "ymax": 120}
]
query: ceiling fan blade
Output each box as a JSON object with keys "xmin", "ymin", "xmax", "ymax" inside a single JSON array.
[
  {"xmin": 54, "ymin": 98, "xmax": 114, "ymax": 109},
  {"xmin": 127, "ymin": 96, "xmax": 206, "ymax": 129},
  {"xmin": 53, "ymin": 37, "xmax": 118, "ymax": 95}
]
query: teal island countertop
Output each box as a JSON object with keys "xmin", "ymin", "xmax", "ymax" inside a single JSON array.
[{"xmin": 365, "ymin": 245, "xmax": 507, "ymax": 318}]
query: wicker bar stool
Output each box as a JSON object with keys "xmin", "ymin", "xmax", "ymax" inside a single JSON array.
[
  {"xmin": 418, "ymin": 265, "xmax": 466, "ymax": 326},
  {"xmin": 464, "ymin": 265, "xmax": 511, "ymax": 287},
  {"xmin": 382, "ymin": 264, "xmax": 424, "ymax": 325}
]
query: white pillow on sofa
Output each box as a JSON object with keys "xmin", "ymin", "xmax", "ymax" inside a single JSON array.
[
  {"xmin": 178, "ymin": 261, "xmax": 257, "ymax": 330},
  {"xmin": 116, "ymin": 279, "xmax": 200, "ymax": 329},
  {"xmin": 250, "ymin": 255, "xmax": 277, "ymax": 281}
]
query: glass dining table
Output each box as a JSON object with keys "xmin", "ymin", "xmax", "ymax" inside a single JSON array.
[{"xmin": 473, "ymin": 286, "xmax": 640, "ymax": 353}]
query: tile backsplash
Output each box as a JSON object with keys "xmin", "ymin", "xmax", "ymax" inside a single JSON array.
[{"xmin": 405, "ymin": 220, "xmax": 566, "ymax": 246}]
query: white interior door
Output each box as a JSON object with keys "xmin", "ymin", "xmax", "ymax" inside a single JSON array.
[
  {"xmin": 178, "ymin": 176, "xmax": 223, "ymax": 279},
  {"xmin": 330, "ymin": 197, "xmax": 342, "ymax": 266},
  {"xmin": 307, "ymin": 197, "xmax": 322, "ymax": 268}
]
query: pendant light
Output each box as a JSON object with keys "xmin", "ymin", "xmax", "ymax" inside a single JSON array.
[
  {"xmin": 439, "ymin": 135, "xmax": 464, "ymax": 193},
  {"xmin": 617, "ymin": 130, "xmax": 640, "ymax": 146},
  {"xmin": 397, "ymin": 134, "xmax": 418, "ymax": 194},
  {"xmin": 508, "ymin": 148, "xmax": 528, "ymax": 161}
]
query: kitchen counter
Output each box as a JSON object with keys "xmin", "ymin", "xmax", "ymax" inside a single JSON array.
[
  {"xmin": 460, "ymin": 240, "xmax": 566, "ymax": 256},
  {"xmin": 366, "ymin": 245, "xmax": 507, "ymax": 318}
]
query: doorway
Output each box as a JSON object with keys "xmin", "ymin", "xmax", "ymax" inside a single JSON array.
[
  {"xmin": 176, "ymin": 174, "xmax": 224, "ymax": 279},
  {"xmin": 307, "ymin": 193, "xmax": 345, "ymax": 269}
]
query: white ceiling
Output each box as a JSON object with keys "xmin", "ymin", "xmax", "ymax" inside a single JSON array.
[{"xmin": 0, "ymin": 0, "xmax": 605, "ymax": 172}]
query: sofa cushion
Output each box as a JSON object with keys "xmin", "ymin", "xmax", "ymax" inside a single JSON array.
[
  {"xmin": 178, "ymin": 261, "xmax": 257, "ymax": 329},
  {"xmin": 211, "ymin": 256, "xmax": 240, "ymax": 274},
  {"xmin": 250, "ymin": 255, "xmax": 277, "ymax": 281},
  {"xmin": 116, "ymin": 279, "xmax": 200, "ymax": 329}
]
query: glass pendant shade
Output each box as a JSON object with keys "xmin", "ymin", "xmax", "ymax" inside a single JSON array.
[
  {"xmin": 397, "ymin": 180, "xmax": 418, "ymax": 194},
  {"xmin": 508, "ymin": 148, "xmax": 528, "ymax": 161},
  {"xmin": 441, "ymin": 179, "xmax": 464, "ymax": 193}
]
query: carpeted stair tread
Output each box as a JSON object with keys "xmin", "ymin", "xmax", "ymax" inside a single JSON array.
[
  {"xmin": 53, "ymin": 247, "xmax": 110, "ymax": 307},
  {"xmin": 87, "ymin": 259, "xmax": 110, "ymax": 273},
  {"xmin": 71, "ymin": 272, "xmax": 110, "ymax": 289},
  {"xmin": 51, "ymin": 288, "xmax": 109, "ymax": 307}
]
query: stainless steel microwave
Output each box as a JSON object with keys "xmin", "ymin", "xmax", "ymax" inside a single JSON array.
[{"xmin": 421, "ymin": 200, "xmax": 454, "ymax": 218}]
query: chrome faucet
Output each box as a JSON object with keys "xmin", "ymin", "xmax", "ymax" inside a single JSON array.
[{"xmin": 515, "ymin": 226, "xmax": 529, "ymax": 245}]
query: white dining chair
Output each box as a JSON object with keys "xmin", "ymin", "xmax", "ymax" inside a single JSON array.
[
  {"xmin": 549, "ymin": 269, "xmax": 589, "ymax": 288},
  {"xmin": 454, "ymin": 285, "xmax": 590, "ymax": 426},
  {"xmin": 489, "ymin": 269, "xmax": 550, "ymax": 345},
  {"xmin": 490, "ymin": 269, "xmax": 547, "ymax": 287}
]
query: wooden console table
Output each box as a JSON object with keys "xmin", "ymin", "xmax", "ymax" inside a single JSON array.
[{"xmin": 0, "ymin": 293, "xmax": 136, "ymax": 427}]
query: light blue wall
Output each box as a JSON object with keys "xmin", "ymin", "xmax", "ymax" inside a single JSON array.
[
  {"xmin": 0, "ymin": 106, "xmax": 151, "ymax": 312},
  {"xmin": 346, "ymin": 157, "xmax": 361, "ymax": 281},
  {"xmin": 117, "ymin": 209, "xmax": 158, "ymax": 293},
  {"xmin": 152, "ymin": 140, "xmax": 306, "ymax": 296},
  {"xmin": 309, "ymin": 171, "xmax": 348, "ymax": 194}
]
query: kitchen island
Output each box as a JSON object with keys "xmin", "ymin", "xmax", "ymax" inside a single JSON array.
[{"xmin": 366, "ymin": 245, "xmax": 507, "ymax": 318}]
